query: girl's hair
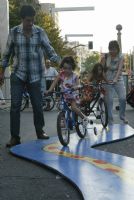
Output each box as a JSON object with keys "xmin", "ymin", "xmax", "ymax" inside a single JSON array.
[
  {"xmin": 60, "ymin": 56, "xmax": 76, "ymax": 70},
  {"xmin": 20, "ymin": 5, "xmax": 36, "ymax": 19},
  {"xmin": 91, "ymin": 63, "xmax": 104, "ymax": 81},
  {"xmin": 108, "ymin": 40, "xmax": 120, "ymax": 53}
]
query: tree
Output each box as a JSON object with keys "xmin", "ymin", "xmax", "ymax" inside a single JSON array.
[
  {"xmin": 9, "ymin": 0, "xmax": 76, "ymax": 63},
  {"xmin": 9, "ymin": 0, "xmax": 40, "ymax": 28},
  {"xmin": 81, "ymin": 51, "xmax": 100, "ymax": 72},
  {"xmin": 35, "ymin": 11, "xmax": 76, "ymax": 59}
]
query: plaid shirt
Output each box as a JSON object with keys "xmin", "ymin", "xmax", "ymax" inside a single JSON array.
[{"xmin": 2, "ymin": 24, "xmax": 60, "ymax": 83}]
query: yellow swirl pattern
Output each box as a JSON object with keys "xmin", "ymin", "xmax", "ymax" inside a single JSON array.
[{"xmin": 43, "ymin": 142, "xmax": 134, "ymax": 185}]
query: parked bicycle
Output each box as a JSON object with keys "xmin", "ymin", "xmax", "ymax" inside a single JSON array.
[{"xmin": 21, "ymin": 90, "xmax": 55, "ymax": 111}]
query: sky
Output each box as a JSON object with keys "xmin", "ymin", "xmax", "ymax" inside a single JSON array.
[{"xmin": 39, "ymin": 0, "xmax": 134, "ymax": 53}]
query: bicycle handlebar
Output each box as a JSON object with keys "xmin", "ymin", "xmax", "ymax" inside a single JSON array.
[
  {"xmin": 46, "ymin": 87, "xmax": 80, "ymax": 96},
  {"xmin": 45, "ymin": 82, "xmax": 114, "ymax": 96},
  {"xmin": 81, "ymin": 81, "xmax": 114, "ymax": 88}
]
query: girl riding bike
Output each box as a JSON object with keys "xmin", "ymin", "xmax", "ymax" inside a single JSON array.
[{"xmin": 46, "ymin": 56, "xmax": 89, "ymax": 127}]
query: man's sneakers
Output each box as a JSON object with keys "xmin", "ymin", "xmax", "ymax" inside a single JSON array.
[
  {"xmin": 36, "ymin": 130, "xmax": 49, "ymax": 139},
  {"xmin": 6, "ymin": 136, "xmax": 21, "ymax": 148}
]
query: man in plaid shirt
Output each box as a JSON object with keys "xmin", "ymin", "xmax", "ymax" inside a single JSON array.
[{"xmin": 0, "ymin": 5, "xmax": 60, "ymax": 147}]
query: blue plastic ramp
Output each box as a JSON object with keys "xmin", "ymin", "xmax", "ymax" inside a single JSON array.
[{"xmin": 10, "ymin": 124, "xmax": 134, "ymax": 200}]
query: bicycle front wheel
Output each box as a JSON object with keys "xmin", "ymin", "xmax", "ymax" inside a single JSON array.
[
  {"xmin": 75, "ymin": 115, "xmax": 87, "ymax": 138},
  {"xmin": 43, "ymin": 95, "xmax": 55, "ymax": 111},
  {"xmin": 57, "ymin": 111, "xmax": 70, "ymax": 146},
  {"xmin": 98, "ymin": 98, "xmax": 108, "ymax": 128}
]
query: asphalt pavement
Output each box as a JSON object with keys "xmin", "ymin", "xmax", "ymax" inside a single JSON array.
[{"xmin": 0, "ymin": 99, "xmax": 134, "ymax": 200}]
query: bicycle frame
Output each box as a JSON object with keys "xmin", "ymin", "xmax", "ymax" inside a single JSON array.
[
  {"xmin": 59, "ymin": 92, "xmax": 76, "ymax": 130},
  {"xmin": 56, "ymin": 88, "xmax": 92, "ymax": 146},
  {"xmin": 81, "ymin": 83, "xmax": 105, "ymax": 117}
]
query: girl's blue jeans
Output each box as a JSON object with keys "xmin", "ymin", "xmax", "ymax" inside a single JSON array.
[{"xmin": 10, "ymin": 73, "xmax": 45, "ymax": 138}]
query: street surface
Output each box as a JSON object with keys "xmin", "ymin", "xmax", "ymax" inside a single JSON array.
[{"xmin": 0, "ymin": 99, "xmax": 134, "ymax": 200}]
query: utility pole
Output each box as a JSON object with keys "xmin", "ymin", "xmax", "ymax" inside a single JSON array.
[
  {"xmin": 65, "ymin": 34, "xmax": 93, "ymax": 42},
  {"xmin": 116, "ymin": 24, "xmax": 129, "ymax": 94}
]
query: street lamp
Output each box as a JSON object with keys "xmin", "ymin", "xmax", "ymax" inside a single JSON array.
[
  {"xmin": 116, "ymin": 24, "xmax": 122, "ymax": 53},
  {"xmin": 65, "ymin": 34, "xmax": 93, "ymax": 50},
  {"xmin": 50, "ymin": 6, "xmax": 95, "ymax": 14}
]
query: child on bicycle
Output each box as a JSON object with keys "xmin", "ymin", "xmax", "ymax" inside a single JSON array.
[
  {"xmin": 81, "ymin": 63, "xmax": 107, "ymax": 104},
  {"xmin": 46, "ymin": 56, "xmax": 89, "ymax": 126}
]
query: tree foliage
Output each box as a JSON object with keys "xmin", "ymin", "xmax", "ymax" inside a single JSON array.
[
  {"xmin": 9, "ymin": 0, "xmax": 40, "ymax": 28},
  {"xmin": 8, "ymin": 0, "xmax": 76, "ymax": 62},
  {"xmin": 82, "ymin": 51, "xmax": 100, "ymax": 72},
  {"xmin": 35, "ymin": 11, "xmax": 76, "ymax": 58}
]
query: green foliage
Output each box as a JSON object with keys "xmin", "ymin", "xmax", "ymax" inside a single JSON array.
[
  {"xmin": 35, "ymin": 11, "xmax": 76, "ymax": 59},
  {"xmin": 9, "ymin": 0, "xmax": 40, "ymax": 28},
  {"xmin": 8, "ymin": 0, "xmax": 76, "ymax": 66},
  {"xmin": 82, "ymin": 51, "xmax": 100, "ymax": 72}
]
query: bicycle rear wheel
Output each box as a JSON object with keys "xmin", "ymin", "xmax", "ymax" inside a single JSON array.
[
  {"xmin": 75, "ymin": 115, "xmax": 87, "ymax": 138},
  {"xmin": 20, "ymin": 97, "xmax": 28, "ymax": 111},
  {"xmin": 98, "ymin": 98, "xmax": 108, "ymax": 128},
  {"xmin": 43, "ymin": 95, "xmax": 55, "ymax": 111},
  {"xmin": 57, "ymin": 111, "xmax": 70, "ymax": 146}
]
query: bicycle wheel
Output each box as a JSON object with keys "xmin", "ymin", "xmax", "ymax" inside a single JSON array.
[
  {"xmin": 98, "ymin": 98, "xmax": 108, "ymax": 128},
  {"xmin": 57, "ymin": 111, "xmax": 70, "ymax": 146},
  {"xmin": 20, "ymin": 97, "xmax": 28, "ymax": 111},
  {"xmin": 43, "ymin": 95, "xmax": 55, "ymax": 111},
  {"xmin": 75, "ymin": 115, "xmax": 87, "ymax": 138}
]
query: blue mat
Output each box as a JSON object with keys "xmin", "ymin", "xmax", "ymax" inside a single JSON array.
[{"xmin": 10, "ymin": 124, "xmax": 134, "ymax": 200}]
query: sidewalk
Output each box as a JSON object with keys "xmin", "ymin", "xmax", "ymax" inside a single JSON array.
[{"xmin": 0, "ymin": 99, "xmax": 134, "ymax": 200}]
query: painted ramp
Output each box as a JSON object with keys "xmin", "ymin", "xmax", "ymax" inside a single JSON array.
[{"xmin": 10, "ymin": 124, "xmax": 134, "ymax": 200}]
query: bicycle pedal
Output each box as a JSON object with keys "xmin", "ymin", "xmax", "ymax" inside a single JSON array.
[
  {"xmin": 90, "ymin": 120, "xmax": 93, "ymax": 124},
  {"xmin": 96, "ymin": 115, "xmax": 101, "ymax": 119}
]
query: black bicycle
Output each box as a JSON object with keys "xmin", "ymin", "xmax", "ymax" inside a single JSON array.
[{"xmin": 80, "ymin": 83, "xmax": 108, "ymax": 128}]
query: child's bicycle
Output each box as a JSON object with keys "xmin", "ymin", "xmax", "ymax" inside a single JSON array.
[
  {"xmin": 55, "ymin": 88, "xmax": 92, "ymax": 146},
  {"xmin": 80, "ymin": 82, "xmax": 109, "ymax": 128}
]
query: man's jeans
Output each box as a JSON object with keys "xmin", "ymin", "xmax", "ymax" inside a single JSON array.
[
  {"xmin": 10, "ymin": 73, "xmax": 45, "ymax": 138},
  {"xmin": 105, "ymin": 79, "xmax": 126, "ymax": 123}
]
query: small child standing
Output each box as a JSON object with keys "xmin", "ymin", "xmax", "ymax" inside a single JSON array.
[{"xmin": 47, "ymin": 56, "xmax": 89, "ymax": 125}]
